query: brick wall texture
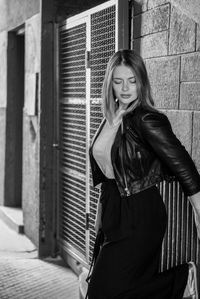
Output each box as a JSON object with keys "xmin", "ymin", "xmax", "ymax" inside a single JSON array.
[{"xmin": 133, "ymin": 0, "xmax": 200, "ymax": 170}]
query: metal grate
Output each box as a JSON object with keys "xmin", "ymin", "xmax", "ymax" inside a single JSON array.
[
  {"xmin": 90, "ymin": 5, "xmax": 116, "ymax": 99},
  {"xmin": 60, "ymin": 172, "xmax": 86, "ymax": 256},
  {"xmin": 58, "ymin": 1, "xmax": 117, "ymax": 265},
  {"xmin": 59, "ymin": 21, "xmax": 87, "ymax": 259},
  {"xmin": 159, "ymin": 180, "xmax": 199, "ymax": 271},
  {"xmin": 60, "ymin": 23, "xmax": 86, "ymax": 99},
  {"xmin": 89, "ymin": 103, "xmax": 104, "ymax": 259},
  {"xmin": 60, "ymin": 103, "xmax": 86, "ymax": 174},
  {"xmin": 89, "ymin": 5, "xmax": 116, "ymax": 260}
]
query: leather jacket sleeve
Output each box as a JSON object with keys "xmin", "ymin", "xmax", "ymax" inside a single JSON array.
[{"xmin": 140, "ymin": 111, "xmax": 200, "ymax": 196}]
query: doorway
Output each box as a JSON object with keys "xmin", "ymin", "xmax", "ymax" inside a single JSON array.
[{"xmin": 5, "ymin": 28, "xmax": 25, "ymax": 207}]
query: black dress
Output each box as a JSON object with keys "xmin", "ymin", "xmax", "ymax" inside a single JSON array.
[{"xmin": 87, "ymin": 178, "xmax": 188, "ymax": 299}]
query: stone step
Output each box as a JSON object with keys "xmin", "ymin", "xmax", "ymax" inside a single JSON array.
[{"xmin": 0, "ymin": 206, "xmax": 24, "ymax": 234}]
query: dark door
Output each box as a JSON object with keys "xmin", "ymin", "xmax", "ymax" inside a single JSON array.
[{"xmin": 5, "ymin": 30, "xmax": 25, "ymax": 207}]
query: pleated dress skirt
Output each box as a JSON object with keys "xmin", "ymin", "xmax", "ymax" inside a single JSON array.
[{"xmin": 87, "ymin": 178, "xmax": 188, "ymax": 299}]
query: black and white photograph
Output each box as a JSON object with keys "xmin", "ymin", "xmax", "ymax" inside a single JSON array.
[{"xmin": 0, "ymin": 0, "xmax": 200, "ymax": 298}]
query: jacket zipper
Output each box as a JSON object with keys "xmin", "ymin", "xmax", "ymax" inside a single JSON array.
[{"xmin": 120, "ymin": 120, "xmax": 131, "ymax": 197}]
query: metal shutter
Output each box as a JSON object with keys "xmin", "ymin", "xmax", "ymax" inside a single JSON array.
[
  {"xmin": 89, "ymin": 5, "xmax": 116, "ymax": 261},
  {"xmin": 59, "ymin": 1, "xmax": 117, "ymax": 264},
  {"xmin": 59, "ymin": 21, "xmax": 87, "ymax": 261},
  {"xmin": 159, "ymin": 181, "xmax": 199, "ymax": 271}
]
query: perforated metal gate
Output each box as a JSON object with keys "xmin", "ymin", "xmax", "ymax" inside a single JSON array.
[
  {"xmin": 59, "ymin": 20, "xmax": 88, "ymax": 261},
  {"xmin": 159, "ymin": 181, "xmax": 199, "ymax": 271},
  {"xmin": 89, "ymin": 4, "xmax": 117, "ymax": 262},
  {"xmin": 58, "ymin": 0, "xmax": 199, "ymax": 270},
  {"xmin": 59, "ymin": 0, "xmax": 117, "ymax": 264}
]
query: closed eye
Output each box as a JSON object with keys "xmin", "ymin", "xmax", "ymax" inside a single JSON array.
[
  {"xmin": 129, "ymin": 79, "xmax": 136, "ymax": 84},
  {"xmin": 113, "ymin": 79, "xmax": 122, "ymax": 84},
  {"xmin": 113, "ymin": 77, "xmax": 136, "ymax": 84}
]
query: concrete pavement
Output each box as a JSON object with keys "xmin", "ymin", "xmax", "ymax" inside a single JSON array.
[{"xmin": 0, "ymin": 215, "xmax": 79, "ymax": 299}]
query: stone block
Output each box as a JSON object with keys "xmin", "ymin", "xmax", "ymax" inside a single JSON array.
[
  {"xmin": 192, "ymin": 112, "xmax": 200, "ymax": 171},
  {"xmin": 145, "ymin": 56, "xmax": 180, "ymax": 109},
  {"xmin": 0, "ymin": 31, "xmax": 7, "ymax": 108},
  {"xmin": 180, "ymin": 82, "xmax": 200, "ymax": 110},
  {"xmin": 181, "ymin": 52, "xmax": 200, "ymax": 82},
  {"xmin": 169, "ymin": 6, "xmax": 196, "ymax": 54},
  {"xmin": 171, "ymin": 0, "xmax": 200, "ymax": 24},
  {"xmin": 148, "ymin": 0, "xmax": 169, "ymax": 9},
  {"xmin": 134, "ymin": 0, "xmax": 148, "ymax": 15},
  {"xmin": 161, "ymin": 110, "xmax": 192, "ymax": 154},
  {"xmin": 134, "ymin": 31, "xmax": 168, "ymax": 59},
  {"xmin": 134, "ymin": 4, "xmax": 169, "ymax": 38}
]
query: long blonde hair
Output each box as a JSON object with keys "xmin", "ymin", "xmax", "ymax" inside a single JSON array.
[{"xmin": 102, "ymin": 50, "xmax": 154, "ymax": 123}]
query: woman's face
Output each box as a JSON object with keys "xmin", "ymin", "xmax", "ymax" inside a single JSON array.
[{"xmin": 112, "ymin": 64, "xmax": 138, "ymax": 109}]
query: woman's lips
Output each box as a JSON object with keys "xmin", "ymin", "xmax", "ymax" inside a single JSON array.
[{"xmin": 120, "ymin": 94, "xmax": 132, "ymax": 99}]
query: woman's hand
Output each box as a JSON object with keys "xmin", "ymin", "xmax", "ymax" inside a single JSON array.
[
  {"xmin": 94, "ymin": 201, "xmax": 102, "ymax": 235},
  {"xmin": 189, "ymin": 191, "xmax": 200, "ymax": 239}
]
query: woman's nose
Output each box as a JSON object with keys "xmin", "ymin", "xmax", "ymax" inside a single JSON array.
[{"xmin": 122, "ymin": 81, "xmax": 128, "ymax": 91}]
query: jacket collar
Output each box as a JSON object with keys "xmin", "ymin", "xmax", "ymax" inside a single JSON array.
[{"xmin": 90, "ymin": 105, "xmax": 145, "ymax": 149}]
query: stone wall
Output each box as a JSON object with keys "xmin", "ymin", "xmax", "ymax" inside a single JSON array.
[
  {"xmin": 0, "ymin": 0, "xmax": 41, "ymax": 247},
  {"xmin": 22, "ymin": 14, "xmax": 41, "ymax": 247},
  {"xmin": 0, "ymin": 0, "xmax": 40, "ymax": 32},
  {"xmin": 133, "ymin": 0, "xmax": 200, "ymax": 170}
]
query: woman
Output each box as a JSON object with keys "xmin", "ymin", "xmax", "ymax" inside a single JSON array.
[{"xmin": 87, "ymin": 50, "xmax": 200, "ymax": 299}]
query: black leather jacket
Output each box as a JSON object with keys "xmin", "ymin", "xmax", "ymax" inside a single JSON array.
[{"xmin": 89, "ymin": 106, "xmax": 200, "ymax": 197}]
